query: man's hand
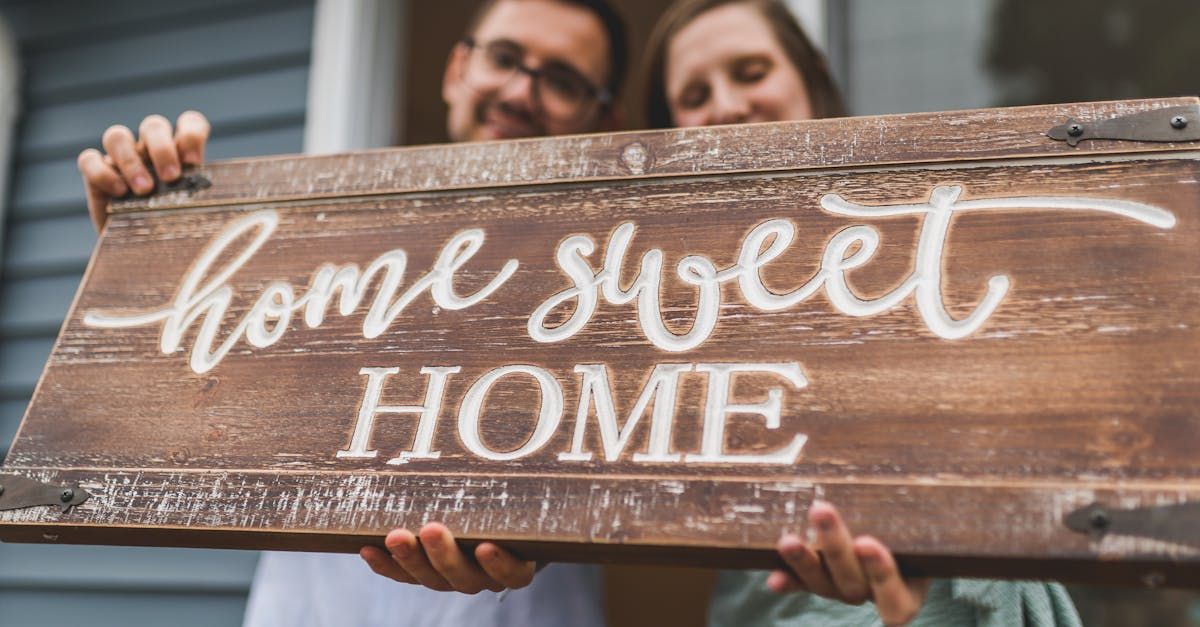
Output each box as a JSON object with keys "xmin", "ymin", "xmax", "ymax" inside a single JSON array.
[
  {"xmin": 360, "ymin": 522, "xmax": 536, "ymax": 594},
  {"xmin": 770, "ymin": 501, "xmax": 931, "ymax": 627},
  {"xmin": 76, "ymin": 110, "xmax": 211, "ymax": 232}
]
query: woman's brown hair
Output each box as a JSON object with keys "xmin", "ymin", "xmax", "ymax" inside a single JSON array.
[{"xmin": 643, "ymin": 0, "xmax": 846, "ymax": 128}]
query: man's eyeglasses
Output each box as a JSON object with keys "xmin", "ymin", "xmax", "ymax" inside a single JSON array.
[{"xmin": 460, "ymin": 37, "xmax": 611, "ymax": 123}]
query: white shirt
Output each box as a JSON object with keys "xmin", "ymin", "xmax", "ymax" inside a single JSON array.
[{"xmin": 243, "ymin": 552, "xmax": 605, "ymax": 627}]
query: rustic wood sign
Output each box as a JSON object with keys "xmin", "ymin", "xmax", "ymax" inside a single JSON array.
[{"xmin": 3, "ymin": 97, "xmax": 1200, "ymax": 587}]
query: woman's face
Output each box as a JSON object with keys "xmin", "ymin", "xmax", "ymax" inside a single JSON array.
[{"xmin": 665, "ymin": 3, "xmax": 813, "ymax": 127}]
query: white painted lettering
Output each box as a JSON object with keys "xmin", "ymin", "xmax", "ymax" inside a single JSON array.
[
  {"xmin": 338, "ymin": 366, "xmax": 460, "ymax": 462},
  {"xmin": 530, "ymin": 186, "xmax": 1175, "ymax": 349},
  {"xmin": 684, "ymin": 363, "xmax": 810, "ymax": 464},
  {"xmin": 458, "ymin": 365, "xmax": 564, "ymax": 461},
  {"xmin": 83, "ymin": 210, "xmax": 519, "ymax": 373},
  {"xmin": 558, "ymin": 363, "xmax": 691, "ymax": 463}
]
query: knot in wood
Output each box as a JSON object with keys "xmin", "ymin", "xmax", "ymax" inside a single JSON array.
[{"xmin": 621, "ymin": 142, "xmax": 649, "ymax": 175}]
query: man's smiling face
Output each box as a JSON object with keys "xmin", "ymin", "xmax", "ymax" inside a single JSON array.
[{"xmin": 442, "ymin": 0, "xmax": 612, "ymax": 142}]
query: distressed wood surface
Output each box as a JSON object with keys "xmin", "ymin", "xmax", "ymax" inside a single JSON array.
[
  {"xmin": 4, "ymin": 468, "xmax": 1200, "ymax": 584},
  {"xmin": 111, "ymin": 97, "xmax": 1199, "ymax": 213},
  {"xmin": 3, "ymin": 100, "xmax": 1200, "ymax": 587}
]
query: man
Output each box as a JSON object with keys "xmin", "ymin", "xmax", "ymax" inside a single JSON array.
[{"xmin": 77, "ymin": 2, "xmax": 625, "ymax": 625}]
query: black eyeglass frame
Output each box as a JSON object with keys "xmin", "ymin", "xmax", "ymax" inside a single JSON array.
[{"xmin": 459, "ymin": 36, "xmax": 613, "ymax": 117}]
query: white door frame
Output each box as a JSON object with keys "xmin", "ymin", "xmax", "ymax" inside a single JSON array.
[
  {"xmin": 304, "ymin": 0, "xmax": 407, "ymax": 154},
  {"xmin": 0, "ymin": 16, "xmax": 20, "ymax": 267},
  {"xmin": 786, "ymin": 0, "xmax": 829, "ymax": 51}
]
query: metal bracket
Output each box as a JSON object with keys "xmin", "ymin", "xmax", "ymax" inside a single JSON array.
[
  {"xmin": 159, "ymin": 172, "xmax": 212, "ymax": 194},
  {"xmin": 0, "ymin": 473, "xmax": 91, "ymax": 512},
  {"xmin": 1047, "ymin": 104, "xmax": 1200, "ymax": 146},
  {"xmin": 114, "ymin": 172, "xmax": 211, "ymax": 202},
  {"xmin": 1064, "ymin": 501, "xmax": 1200, "ymax": 548}
]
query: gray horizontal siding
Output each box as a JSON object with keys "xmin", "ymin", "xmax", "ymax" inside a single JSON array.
[
  {"xmin": 11, "ymin": 125, "xmax": 305, "ymax": 220},
  {"xmin": 25, "ymin": 6, "xmax": 313, "ymax": 102},
  {"xmin": 0, "ymin": 400, "xmax": 24, "ymax": 453},
  {"xmin": 3, "ymin": 212, "xmax": 94, "ymax": 278},
  {"xmin": 19, "ymin": 66, "xmax": 309, "ymax": 161},
  {"xmin": 0, "ymin": 336, "xmax": 52, "ymax": 398},
  {"xmin": 0, "ymin": 0, "xmax": 314, "ymax": 624},
  {"xmin": 0, "ymin": 544, "xmax": 260, "ymax": 591},
  {"xmin": 0, "ymin": 589, "xmax": 249, "ymax": 627},
  {"xmin": 0, "ymin": 274, "xmax": 80, "ymax": 336},
  {"xmin": 1, "ymin": 0, "xmax": 306, "ymax": 51}
]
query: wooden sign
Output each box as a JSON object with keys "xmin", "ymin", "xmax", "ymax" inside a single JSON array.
[{"xmin": 3, "ymin": 98, "xmax": 1200, "ymax": 587}]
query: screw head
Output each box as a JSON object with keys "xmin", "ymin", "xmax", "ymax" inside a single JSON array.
[
  {"xmin": 0, "ymin": 485, "xmax": 5, "ymax": 497},
  {"xmin": 60, "ymin": 489, "xmax": 75, "ymax": 503},
  {"xmin": 1067, "ymin": 123, "xmax": 1084, "ymax": 137},
  {"xmin": 1171, "ymin": 115, "xmax": 1188, "ymax": 130},
  {"xmin": 1088, "ymin": 509, "xmax": 1111, "ymax": 531}
]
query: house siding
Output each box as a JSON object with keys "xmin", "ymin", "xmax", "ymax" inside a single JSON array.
[{"xmin": 0, "ymin": 1, "xmax": 314, "ymax": 624}]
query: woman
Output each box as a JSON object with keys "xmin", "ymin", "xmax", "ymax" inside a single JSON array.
[
  {"xmin": 644, "ymin": 2, "xmax": 1081, "ymax": 626},
  {"xmin": 644, "ymin": 0, "xmax": 843, "ymax": 129}
]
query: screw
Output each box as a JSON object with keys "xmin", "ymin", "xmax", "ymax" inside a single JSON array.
[
  {"xmin": 1171, "ymin": 115, "xmax": 1188, "ymax": 130},
  {"xmin": 1067, "ymin": 123, "xmax": 1084, "ymax": 137},
  {"xmin": 60, "ymin": 488, "xmax": 75, "ymax": 503},
  {"xmin": 1088, "ymin": 509, "xmax": 1111, "ymax": 531},
  {"xmin": 0, "ymin": 484, "xmax": 5, "ymax": 497}
]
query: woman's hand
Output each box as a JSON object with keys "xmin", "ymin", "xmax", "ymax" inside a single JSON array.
[
  {"xmin": 360, "ymin": 522, "xmax": 536, "ymax": 594},
  {"xmin": 771, "ymin": 501, "xmax": 931, "ymax": 626},
  {"xmin": 76, "ymin": 110, "xmax": 210, "ymax": 231}
]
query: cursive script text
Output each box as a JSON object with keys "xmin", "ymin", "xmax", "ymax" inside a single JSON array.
[
  {"xmin": 83, "ymin": 211, "xmax": 519, "ymax": 373},
  {"xmin": 527, "ymin": 186, "xmax": 1175, "ymax": 350}
]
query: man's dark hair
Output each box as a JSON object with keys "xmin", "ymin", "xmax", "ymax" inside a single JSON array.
[{"xmin": 464, "ymin": 0, "xmax": 629, "ymax": 102}]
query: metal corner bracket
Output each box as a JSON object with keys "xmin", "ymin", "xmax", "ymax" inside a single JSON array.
[
  {"xmin": 1047, "ymin": 104, "xmax": 1200, "ymax": 146},
  {"xmin": 0, "ymin": 473, "xmax": 91, "ymax": 512},
  {"xmin": 1064, "ymin": 501, "xmax": 1200, "ymax": 548}
]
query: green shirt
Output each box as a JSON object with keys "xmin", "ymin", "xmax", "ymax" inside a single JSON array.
[{"xmin": 708, "ymin": 571, "xmax": 1081, "ymax": 627}]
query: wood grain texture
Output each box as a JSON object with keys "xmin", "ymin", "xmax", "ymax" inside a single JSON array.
[
  {"xmin": 110, "ymin": 97, "xmax": 1199, "ymax": 213},
  {"xmin": 4, "ymin": 100, "xmax": 1200, "ymax": 587}
]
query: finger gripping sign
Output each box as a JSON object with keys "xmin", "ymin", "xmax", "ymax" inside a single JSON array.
[{"xmin": 3, "ymin": 98, "xmax": 1199, "ymax": 587}]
